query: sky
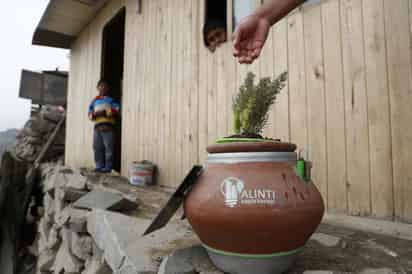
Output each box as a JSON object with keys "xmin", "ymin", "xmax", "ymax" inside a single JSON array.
[{"xmin": 0, "ymin": 0, "xmax": 69, "ymax": 131}]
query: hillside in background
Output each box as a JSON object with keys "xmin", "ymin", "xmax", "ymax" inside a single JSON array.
[{"xmin": 0, "ymin": 129, "xmax": 18, "ymax": 163}]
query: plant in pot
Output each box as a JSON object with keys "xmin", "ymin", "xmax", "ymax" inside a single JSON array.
[
  {"xmin": 217, "ymin": 71, "xmax": 288, "ymax": 143},
  {"xmin": 184, "ymin": 72, "xmax": 325, "ymax": 274}
]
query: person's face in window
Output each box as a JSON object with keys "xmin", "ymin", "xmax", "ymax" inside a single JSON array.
[
  {"xmin": 97, "ymin": 83, "xmax": 110, "ymax": 96},
  {"xmin": 206, "ymin": 28, "xmax": 227, "ymax": 52}
]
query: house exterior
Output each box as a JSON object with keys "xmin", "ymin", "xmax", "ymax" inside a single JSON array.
[{"xmin": 33, "ymin": 0, "xmax": 412, "ymax": 222}]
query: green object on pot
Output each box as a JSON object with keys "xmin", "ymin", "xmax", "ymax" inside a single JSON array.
[
  {"xmin": 216, "ymin": 137, "xmax": 269, "ymax": 144},
  {"xmin": 296, "ymin": 159, "xmax": 306, "ymax": 181}
]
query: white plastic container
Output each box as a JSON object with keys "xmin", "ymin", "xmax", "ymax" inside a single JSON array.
[{"xmin": 129, "ymin": 161, "xmax": 156, "ymax": 186}]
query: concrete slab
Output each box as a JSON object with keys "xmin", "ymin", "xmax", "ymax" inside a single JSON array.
[
  {"xmin": 362, "ymin": 239, "xmax": 398, "ymax": 258},
  {"xmin": 62, "ymin": 187, "xmax": 88, "ymax": 202},
  {"xmin": 310, "ymin": 233, "xmax": 341, "ymax": 247},
  {"xmin": 323, "ymin": 213, "xmax": 412, "ymax": 241},
  {"xmin": 359, "ymin": 268, "xmax": 396, "ymax": 274},
  {"xmin": 87, "ymin": 210, "xmax": 199, "ymax": 274},
  {"xmin": 303, "ymin": 270, "xmax": 334, "ymax": 274},
  {"xmin": 73, "ymin": 189, "xmax": 137, "ymax": 212},
  {"xmin": 159, "ymin": 245, "xmax": 222, "ymax": 274}
]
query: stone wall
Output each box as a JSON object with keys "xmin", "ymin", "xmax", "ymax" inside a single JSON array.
[
  {"xmin": 1, "ymin": 106, "xmax": 215, "ymax": 274},
  {"xmin": 0, "ymin": 105, "xmax": 67, "ymax": 274},
  {"xmin": 30, "ymin": 162, "xmax": 212, "ymax": 274},
  {"xmin": 12, "ymin": 105, "xmax": 65, "ymax": 163},
  {"xmin": 33, "ymin": 164, "xmax": 140, "ymax": 274}
]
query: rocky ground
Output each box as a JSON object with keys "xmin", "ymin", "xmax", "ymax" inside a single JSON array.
[{"xmin": 29, "ymin": 167, "xmax": 412, "ymax": 274}]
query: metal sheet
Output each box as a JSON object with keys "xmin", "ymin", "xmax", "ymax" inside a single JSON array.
[
  {"xmin": 32, "ymin": 28, "xmax": 75, "ymax": 49},
  {"xmin": 143, "ymin": 166, "xmax": 203, "ymax": 236},
  {"xmin": 19, "ymin": 70, "xmax": 68, "ymax": 106},
  {"xmin": 43, "ymin": 71, "xmax": 68, "ymax": 105},
  {"xmin": 19, "ymin": 70, "xmax": 43, "ymax": 104}
]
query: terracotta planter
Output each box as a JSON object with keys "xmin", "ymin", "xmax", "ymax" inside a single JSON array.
[{"xmin": 185, "ymin": 142, "xmax": 324, "ymax": 274}]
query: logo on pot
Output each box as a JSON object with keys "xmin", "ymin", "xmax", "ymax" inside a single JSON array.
[{"xmin": 221, "ymin": 177, "xmax": 276, "ymax": 207}]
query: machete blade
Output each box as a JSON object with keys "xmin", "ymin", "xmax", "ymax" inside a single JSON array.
[{"xmin": 142, "ymin": 165, "xmax": 203, "ymax": 236}]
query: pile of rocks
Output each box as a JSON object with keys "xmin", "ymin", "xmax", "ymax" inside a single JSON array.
[
  {"xmin": 13, "ymin": 105, "xmax": 65, "ymax": 162},
  {"xmin": 28, "ymin": 163, "xmax": 222, "ymax": 274},
  {"xmin": 0, "ymin": 106, "xmax": 66, "ymax": 274},
  {"xmin": 33, "ymin": 164, "xmax": 139, "ymax": 274}
]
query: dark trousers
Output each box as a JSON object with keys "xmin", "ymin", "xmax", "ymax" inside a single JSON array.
[{"xmin": 93, "ymin": 128, "xmax": 114, "ymax": 170}]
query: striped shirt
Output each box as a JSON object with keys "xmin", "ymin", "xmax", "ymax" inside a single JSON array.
[{"xmin": 88, "ymin": 95, "xmax": 120, "ymax": 127}]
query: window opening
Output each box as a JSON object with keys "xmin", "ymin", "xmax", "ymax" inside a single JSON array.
[{"xmin": 204, "ymin": 0, "xmax": 228, "ymax": 52}]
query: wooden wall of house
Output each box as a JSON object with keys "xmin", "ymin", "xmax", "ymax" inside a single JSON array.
[
  {"xmin": 66, "ymin": 0, "xmax": 125, "ymax": 169},
  {"xmin": 66, "ymin": 0, "xmax": 412, "ymax": 222}
]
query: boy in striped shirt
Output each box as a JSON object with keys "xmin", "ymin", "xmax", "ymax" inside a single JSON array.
[{"xmin": 88, "ymin": 80, "xmax": 120, "ymax": 173}]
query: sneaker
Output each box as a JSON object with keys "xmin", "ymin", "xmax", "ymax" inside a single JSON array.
[
  {"xmin": 94, "ymin": 167, "xmax": 104, "ymax": 173},
  {"xmin": 100, "ymin": 168, "xmax": 112, "ymax": 174}
]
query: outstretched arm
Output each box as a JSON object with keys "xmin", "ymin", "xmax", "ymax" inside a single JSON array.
[{"xmin": 233, "ymin": 0, "xmax": 306, "ymax": 64}]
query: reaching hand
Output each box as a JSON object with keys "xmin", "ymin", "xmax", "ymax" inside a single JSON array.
[{"xmin": 232, "ymin": 15, "xmax": 271, "ymax": 64}]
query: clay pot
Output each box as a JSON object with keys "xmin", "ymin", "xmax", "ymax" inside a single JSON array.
[{"xmin": 185, "ymin": 142, "xmax": 324, "ymax": 274}]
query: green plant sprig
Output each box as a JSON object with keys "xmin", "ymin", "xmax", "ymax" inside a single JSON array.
[{"xmin": 233, "ymin": 72, "xmax": 288, "ymax": 136}]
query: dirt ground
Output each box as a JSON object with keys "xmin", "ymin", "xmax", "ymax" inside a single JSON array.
[
  {"xmin": 288, "ymin": 223, "xmax": 412, "ymax": 273},
  {"xmin": 84, "ymin": 172, "xmax": 412, "ymax": 274}
]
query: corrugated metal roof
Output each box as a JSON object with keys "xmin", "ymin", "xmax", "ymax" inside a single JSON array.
[{"xmin": 32, "ymin": 0, "xmax": 109, "ymax": 49}]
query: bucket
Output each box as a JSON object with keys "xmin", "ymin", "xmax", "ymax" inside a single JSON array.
[{"xmin": 129, "ymin": 161, "xmax": 156, "ymax": 186}]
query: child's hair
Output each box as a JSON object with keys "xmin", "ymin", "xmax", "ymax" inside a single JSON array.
[
  {"xmin": 97, "ymin": 79, "xmax": 110, "ymax": 88},
  {"xmin": 203, "ymin": 19, "xmax": 227, "ymax": 47}
]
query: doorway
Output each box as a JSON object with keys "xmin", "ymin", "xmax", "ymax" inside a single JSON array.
[{"xmin": 101, "ymin": 8, "xmax": 126, "ymax": 172}]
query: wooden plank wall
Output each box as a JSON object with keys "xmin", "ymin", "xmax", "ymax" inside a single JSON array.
[
  {"xmin": 66, "ymin": 0, "xmax": 412, "ymax": 222},
  {"xmin": 66, "ymin": 0, "xmax": 125, "ymax": 168}
]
